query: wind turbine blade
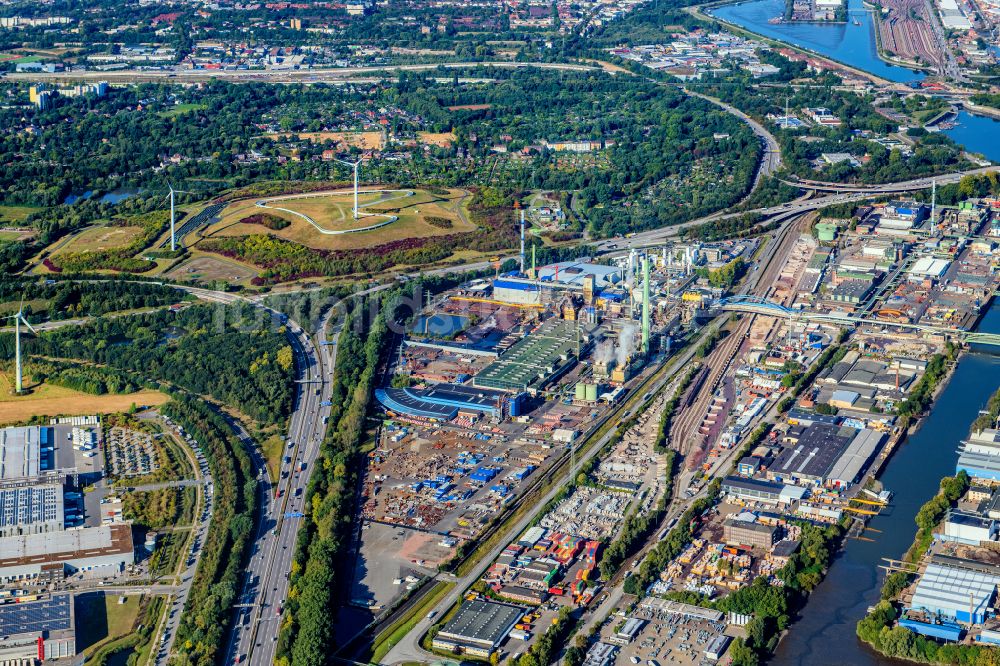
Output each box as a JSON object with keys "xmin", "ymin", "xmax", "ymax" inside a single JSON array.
[{"xmin": 20, "ymin": 316, "xmax": 36, "ymax": 334}]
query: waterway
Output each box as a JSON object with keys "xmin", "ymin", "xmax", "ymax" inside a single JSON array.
[
  {"xmin": 941, "ymin": 111, "xmax": 1000, "ymax": 163},
  {"xmin": 709, "ymin": 0, "xmax": 924, "ymax": 83},
  {"xmin": 63, "ymin": 188, "xmax": 143, "ymax": 205},
  {"xmin": 711, "ymin": 0, "xmax": 1000, "ymax": 161},
  {"xmin": 772, "ymin": 303, "xmax": 1000, "ymax": 665}
]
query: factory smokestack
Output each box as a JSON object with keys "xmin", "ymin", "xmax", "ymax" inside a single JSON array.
[
  {"xmin": 519, "ymin": 208, "xmax": 526, "ymax": 275},
  {"xmin": 616, "ymin": 325, "xmax": 636, "ymax": 368},
  {"xmin": 642, "ymin": 255, "xmax": 650, "ymax": 357}
]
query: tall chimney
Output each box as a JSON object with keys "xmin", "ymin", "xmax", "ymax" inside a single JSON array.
[{"xmin": 642, "ymin": 255, "xmax": 651, "ymax": 357}]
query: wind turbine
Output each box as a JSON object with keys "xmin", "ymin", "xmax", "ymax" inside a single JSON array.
[
  {"xmin": 166, "ymin": 184, "xmax": 194, "ymax": 251},
  {"xmin": 8, "ymin": 300, "xmax": 36, "ymax": 394},
  {"xmin": 332, "ymin": 157, "xmax": 362, "ymax": 219}
]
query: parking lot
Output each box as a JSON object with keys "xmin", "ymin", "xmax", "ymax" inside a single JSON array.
[{"xmin": 106, "ymin": 426, "xmax": 160, "ymax": 478}]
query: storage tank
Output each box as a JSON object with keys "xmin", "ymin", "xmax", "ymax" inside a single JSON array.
[{"xmin": 585, "ymin": 383, "xmax": 598, "ymax": 402}]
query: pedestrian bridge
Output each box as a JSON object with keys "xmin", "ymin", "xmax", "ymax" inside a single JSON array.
[{"xmin": 713, "ymin": 296, "xmax": 1000, "ymax": 347}]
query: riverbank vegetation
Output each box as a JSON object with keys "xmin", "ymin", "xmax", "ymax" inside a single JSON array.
[
  {"xmin": 661, "ymin": 519, "xmax": 846, "ymax": 666},
  {"xmin": 895, "ymin": 346, "xmax": 958, "ymax": 426},
  {"xmin": 855, "ymin": 473, "xmax": 984, "ymax": 665}
]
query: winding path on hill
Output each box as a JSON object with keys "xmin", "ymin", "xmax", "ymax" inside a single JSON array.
[{"xmin": 254, "ymin": 188, "xmax": 415, "ymax": 235}]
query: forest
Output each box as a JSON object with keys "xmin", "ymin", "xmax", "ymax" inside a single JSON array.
[
  {"xmin": 0, "ymin": 278, "xmax": 187, "ymax": 322},
  {"xmin": 10, "ymin": 302, "xmax": 295, "ymax": 426},
  {"xmin": 0, "ymin": 66, "xmax": 759, "ymax": 249}
]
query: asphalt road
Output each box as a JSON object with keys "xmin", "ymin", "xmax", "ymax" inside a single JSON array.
[
  {"xmin": 225, "ymin": 306, "xmax": 340, "ymax": 666},
  {"xmin": 602, "ymin": 165, "xmax": 999, "ymax": 252},
  {"xmin": 683, "ymin": 88, "xmax": 783, "ymax": 184},
  {"xmin": 5, "ymin": 61, "xmax": 603, "ymax": 85},
  {"xmin": 153, "ymin": 422, "xmax": 215, "ymax": 666},
  {"xmin": 87, "ymin": 154, "xmax": 998, "ymax": 665},
  {"xmin": 381, "ymin": 208, "xmax": 803, "ymax": 664}
]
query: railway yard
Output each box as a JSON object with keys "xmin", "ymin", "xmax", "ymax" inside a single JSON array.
[
  {"xmin": 365, "ymin": 193, "xmax": 1000, "ymax": 666},
  {"xmin": 876, "ymin": 0, "xmax": 947, "ymax": 70}
]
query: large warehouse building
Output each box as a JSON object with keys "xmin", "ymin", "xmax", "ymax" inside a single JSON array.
[
  {"xmin": 432, "ymin": 599, "xmax": 526, "ymax": 657},
  {"xmin": 0, "ymin": 482, "xmax": 65, "ymax": 537},
  {"xmin": 768, "ymin": 424, "xmax": 882, "ymax": 489},
  {"xmin": 375, "ymin": 384, "xmax": 521, "ymax": 421},
  {"xmin": 957, "ymin": 429, "xmax": 1000, "ymax": 482},
  {"xmin": 0, "ymin": 593, "xmax": 75, "ymax": 662},
  {"xmin": 909, "ymin": 555, "xmax": 1000, "ymax": 625},
  {"xmin": 0, "ymin": 524, "xmax": 134, "ymax": 582},
  {"xmin": 474, "ymin": 319, "xmax": 588, "ymax": 393},
  {"xmin": 0, "ymin": 426, "xmax": 54, "ymax": 481}
]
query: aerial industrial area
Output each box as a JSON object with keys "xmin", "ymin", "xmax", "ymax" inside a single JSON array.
[
  {"xmin": 7, "ymin": 0, "xmax": 1000, "ymax": 661},
  {"xmin": 329, "ymin": 193, "xmax": 1000, "ymax": 666}
]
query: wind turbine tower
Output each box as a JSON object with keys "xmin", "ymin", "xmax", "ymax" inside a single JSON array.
[
  {"xmin": 334, "ymin": 158, "xmax": 361, "ymax": 219},
  {"xmin": 167, "ymin": 185, "xmax": 193, "ymax": 251},
  {"xmin": 8, "ymin": 303, "xmax": 36, "ymax": 393}
]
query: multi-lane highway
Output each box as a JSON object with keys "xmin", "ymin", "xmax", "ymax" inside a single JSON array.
[
  {"xmin": 168, "ymin": 285, "xmax": 340, "ymax": 666},
  {"xmin": 683, "ymin": 88, "xmax": 783, "ymax": 185},
  {"xmin": 165, "ymin": 156, "xmax": 1000, "ymax": 666},
  {"xmin": 225, "ymin": 307, "xmax": 339, "ymax": 666}
]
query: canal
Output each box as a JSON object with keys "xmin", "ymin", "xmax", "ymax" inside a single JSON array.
[
  {"xmin": 710, "ymin": 0, "xmax": 1000, "ymax": 162},
  {"xmin": 942, "ymin": 111, "xmax": 1000, "ymax": 163},
  {"xmin": 709, "ymin": 0, "xmax": 924, "ymax": 83},
  {"xmin": 699, "ymin": 2, "xmax": 1000, "ymax": 661},
  {"xmin": 772, "ymin": 305, "xmax": 1000, "ymax": 665}
]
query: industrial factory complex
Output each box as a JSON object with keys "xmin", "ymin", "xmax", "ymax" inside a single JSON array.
[
  {"xmin": 354, "ymin": 192, "xmax": 1000, "ymax": 666},
  {"xmin": 0, "ymin": 410, "xmax": 196, "ymax": 663}
]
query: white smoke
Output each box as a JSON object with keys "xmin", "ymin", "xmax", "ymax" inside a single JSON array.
[
  {"xmin": 617, "ymin": 325, "xmax": 637, "ymax": 367},
  {"xmin": 595, "ymin": 340, "xmax": 615, "ymax": 365}
]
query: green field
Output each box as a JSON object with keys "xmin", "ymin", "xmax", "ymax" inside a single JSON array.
[
  {"xmin": 0, "ymin": 368, "xmax": 169, "ymax": 425},
  {"xmin": 0, "ymin": 204, "xmax": 41, "ymax": 224},
  {"xmin": 204, "ymin": 187, "xmax": 474, "ymax": 252},
  {"xmin": 52, "ymin": 224, "xmax": 146, "ymax": 255},
  {"xmin": 76, "ymin": 593, "xmax": 142, "ymax": 655},
  {"xmin": 158, "ymin": 103, "xmax": 208, "ymax": 118}
]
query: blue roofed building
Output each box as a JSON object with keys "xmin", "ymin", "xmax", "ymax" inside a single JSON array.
[
  {"xmin": 908, "ymin": 556, "xmax": 1000, "ymax": 626},
  {"xmin": 898, "ymin": 617, "xmax": 964, "ymax": 642},
  {"xmin": 375, "ymin": 384, "xmax": 512, "ymax": 422},
  {"xmin": 957, "ymin": 429, "xmax": 1000, "ymax": 482}
]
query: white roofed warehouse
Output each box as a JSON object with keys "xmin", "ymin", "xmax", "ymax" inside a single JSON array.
[{"xmin": 431, "ymin": 599, "xmax": 526, "ymax": 657}]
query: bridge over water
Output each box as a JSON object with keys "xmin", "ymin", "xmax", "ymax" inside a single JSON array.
[{"xmin": 714, "ymin": 295, "xmax": 1000, "ymax": 347}]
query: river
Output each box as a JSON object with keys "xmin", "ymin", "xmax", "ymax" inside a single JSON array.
[
  {"xmin": 694, "ymin": 3, "xmax": 1000, "ymax": 662},
  {"xmin": 942, "ymin": 111, "xmax": 1000, "ymax": 163},
  {"xmin": 709, "ymin": 0, "xmax": 924, "ymax": 83},
  {"xmin": 772, "ymin": 304, "xmax": 1000, "ymax": 665},
  {"xmin": 709, "ymin": 0, "xmax": 1000, "ymax": 163}
]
